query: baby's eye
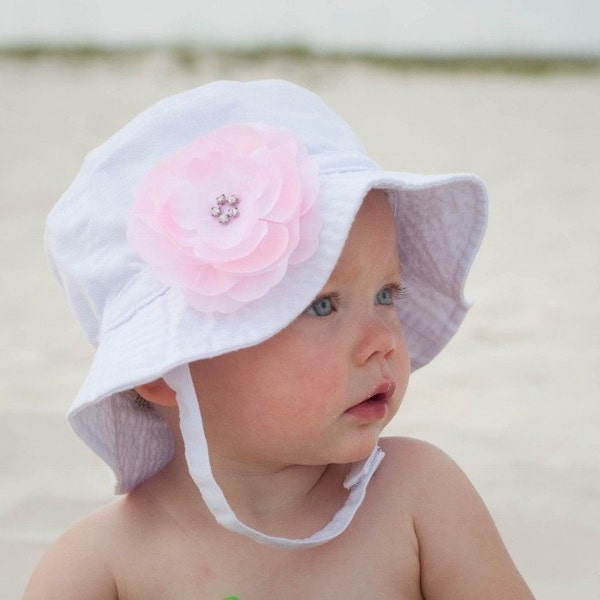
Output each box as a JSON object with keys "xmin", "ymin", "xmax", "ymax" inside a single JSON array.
[
  {"xmin": 376, "ymin": 284, "xmax": 406, "ymax": 306},
  {"xmin": 306, "ymin": 296, "xmax": 335, "ymax": 317}
]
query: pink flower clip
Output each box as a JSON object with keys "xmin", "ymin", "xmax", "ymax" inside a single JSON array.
[{"xmin": 127, "ymin": 123, "xmax": 322, "ymax": 313}]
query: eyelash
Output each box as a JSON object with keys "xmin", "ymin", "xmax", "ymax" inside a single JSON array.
[
  {"xmin": 306, "ymin": 283, "xmax": 407, "ymax": 317},
  {"xmin": 382, "ymin": 282, "xmax": 408, "ymax": 304}
]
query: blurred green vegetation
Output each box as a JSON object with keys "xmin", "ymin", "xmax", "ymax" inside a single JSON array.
[{"xmin": 2, "ymin": 43, "xmax": 599, "ymax": 75}]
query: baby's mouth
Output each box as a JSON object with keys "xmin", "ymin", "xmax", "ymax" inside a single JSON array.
[{"xmin": 345, "ymin": 381, "xmax": 395, "ymax": 420}]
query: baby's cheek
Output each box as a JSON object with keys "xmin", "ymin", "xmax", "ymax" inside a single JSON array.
[{"xmin": 293, "ymin": 354, "xmax": 345, "ymax": 402}]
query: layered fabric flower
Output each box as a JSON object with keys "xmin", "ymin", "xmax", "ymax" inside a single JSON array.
[{"xmin": 127, "ymin": 123, "xmax": 321, "ymax": 313}]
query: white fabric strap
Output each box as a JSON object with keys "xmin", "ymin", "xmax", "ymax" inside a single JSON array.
[{"xmin": 163, "ymin": 363, "xmax": 385, "ymax": 548}]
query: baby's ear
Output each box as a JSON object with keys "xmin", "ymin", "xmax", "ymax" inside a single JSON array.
[{"xmin": 135, "ymin": 378, "xmax": 177, "ymax": 407}]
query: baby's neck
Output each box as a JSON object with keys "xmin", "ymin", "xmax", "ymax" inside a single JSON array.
[
  {"xmin": 158, "ymin": 452, "xmax": 350, "ymax": 539},
  {"xmin": 220, "ymin": 460, "xmax": 346, "ymax": 528}
]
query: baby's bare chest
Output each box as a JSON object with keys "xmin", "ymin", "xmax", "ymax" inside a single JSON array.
[
  {"xmin": 118, "ymin": 532, "xmax": 422, "ymax": 600},
  {"xmin": 125, "ymin": 561, "xmax": 419, "ymax": 600}
]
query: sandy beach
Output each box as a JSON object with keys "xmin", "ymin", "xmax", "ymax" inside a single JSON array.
[{"xmin": 1, "ymin": 51, "xmax": 599, "ymax": 598}]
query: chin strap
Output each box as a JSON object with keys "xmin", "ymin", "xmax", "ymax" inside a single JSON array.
[{"xmin": 163, "ymin": 364, "xmax": 385, "ymax": 549}]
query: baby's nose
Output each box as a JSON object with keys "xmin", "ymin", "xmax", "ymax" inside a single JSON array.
[{"xmin": 352, "ymin": 313, "xmax": 399, "ymax": 365}]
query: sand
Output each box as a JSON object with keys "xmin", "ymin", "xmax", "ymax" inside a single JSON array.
[{"xmin": 1, "ymin": 52, "xmax": 599, "ymax": 598}]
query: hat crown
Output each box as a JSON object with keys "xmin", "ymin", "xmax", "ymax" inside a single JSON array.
[{"xmin": 45, "ymin": 80, "xmax": 373, "ymax": 346}]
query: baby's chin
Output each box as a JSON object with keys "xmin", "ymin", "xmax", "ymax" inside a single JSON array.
[{"xmin": 326, "ymin": 436, "xmax": 384, "ymax": 467}]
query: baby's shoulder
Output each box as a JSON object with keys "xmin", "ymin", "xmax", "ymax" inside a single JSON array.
[
  {"xmin": 374, "ymin": 436, "xmax": 482, "ymax": 513},
  {"xmin": 377, "ymin": 436, "xmax": 464, "ymax": 484},
  {"xmin": 378, "ymin": 434, "xmax": 445, "ymax": 460},
  {"xmin": 24, "ymin": 488, "xmax": 174, "ymax": 599},
  {"xmin": 23, "ymin": 500, "xmax": 127, "ymax": 599},
  {"xmin": 374, "ymin": 437, "xmax": 534, "ymax": 598}
]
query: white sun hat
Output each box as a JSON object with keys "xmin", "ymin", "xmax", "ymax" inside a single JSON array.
[{"xmin": 46, "ymin": 79, "xmax": 487, "ymax": 548}]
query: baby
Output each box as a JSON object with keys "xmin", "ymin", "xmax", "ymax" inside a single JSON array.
[{"xmin": 25, "ymin": 79, "xmax": 533, "ymax": 599}]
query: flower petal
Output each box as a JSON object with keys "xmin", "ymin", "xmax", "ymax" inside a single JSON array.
[{"xmin": 128, "ymin": 123, "xmax": 321, "ymax": 313}]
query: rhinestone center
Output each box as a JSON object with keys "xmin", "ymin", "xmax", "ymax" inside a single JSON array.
[{"xmin": 210, "ymin": 194, "xmax": 240, "ymax": 224}]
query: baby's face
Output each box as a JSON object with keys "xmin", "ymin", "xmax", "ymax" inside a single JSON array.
[{"xmin": 190, "ymin": 190, "xmax": 409, "ymax": 468}]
